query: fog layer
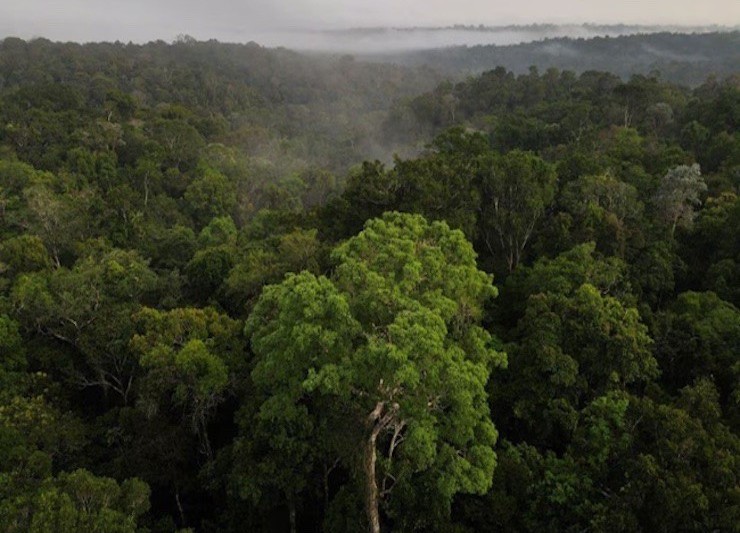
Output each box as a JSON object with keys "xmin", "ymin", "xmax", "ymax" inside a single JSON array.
[
  {"xmin": 245, "ymin": 25, "xmax": 736, "ymax": 54},
  {"xmin": 1, "ymin": 0, "xmax": 738, "ymax": 45}
]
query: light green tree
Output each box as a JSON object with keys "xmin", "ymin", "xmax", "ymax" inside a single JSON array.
[
  {"xmin": 653, "ymin": 163, "xmax": 707, "ymax": 236},
  {"xmin": 8, "ymin": 469, "xmax": 150, "ymax": 533},
  {"xmin": 243, "ymin": 212, "xmax": 505, "ymax": 532},
  {"xmin": 131, "ymin": 306, "xmax": 242, "ymax": 459}
]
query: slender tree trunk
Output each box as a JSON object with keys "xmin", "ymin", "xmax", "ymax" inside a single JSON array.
[
  {"xmin": 51, "ymin": 247, "xmax": 61, "ymax": 269},
  {"xmin": 288, "ymin": 495, "xmax": 297, "ymax": 533},
  {"xmin": 175, "ymin": 487, "xmax": 186, "ymax": 526},
  {"xmin": 323, "ymin": 463, "xmax": 330, "ymax": 513},
  {"xmin": 365, "ymin": 429, "xmax": 381, "ymax": 533},
  {"xmin": 197, "ymin": 415, "xmax": 213, "ymax": 460}
]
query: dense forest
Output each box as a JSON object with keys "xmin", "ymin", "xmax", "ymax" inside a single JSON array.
[
  {"xmin": 371, "ymin": 31, "xmax": 740, "ymax": 87},
  {"xmin": 0, "ymin": 36, "xmax": 738, "ymax": 532}
]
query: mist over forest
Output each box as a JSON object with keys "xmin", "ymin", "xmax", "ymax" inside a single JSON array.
[
  {"xmin": 365, "ymin": 30, "xmax": 740, "ymax": 86},
  {"xmin": 0, "ymin": 3, "xmax": 739, "ymax": 532},
  {"xmin": 234, "ymin": 23, "xmax": 738, "ymax": 53}
]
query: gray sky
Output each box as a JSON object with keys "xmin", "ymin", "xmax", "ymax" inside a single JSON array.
[{"xmin": 1, "ymin": 0, "xmax": 739, "ymax": 44}]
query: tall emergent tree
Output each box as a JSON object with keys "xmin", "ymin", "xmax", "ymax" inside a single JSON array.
[
  {"xmin": 477, "ymin": 150, "xmax": 557, "ymax": 272},
  {"xmin": 243, "ymin": 212, "xmax": 506, "ymax": 532},
  {"xmin": 653, "ymin": 163, "xmax": 707, "ymax": 236}
]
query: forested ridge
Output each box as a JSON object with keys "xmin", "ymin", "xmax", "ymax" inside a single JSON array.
[
  {"xmin": 0, "ymin": 37, "xmax": 441, "ymax": 173},
  {"xmin": 372, "ymin": 31, "xmax": 740, "ymax": 87},
  {"xmin": 0, "ymin": 36, "xmax": 738, "ymax": 532}
]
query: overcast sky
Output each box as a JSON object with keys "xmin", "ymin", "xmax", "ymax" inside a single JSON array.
[{"xmin": 1, "ymin": 0, "xmax": 739, "ymax": 44}]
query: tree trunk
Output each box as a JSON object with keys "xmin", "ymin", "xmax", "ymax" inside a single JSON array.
[
  {"xmin": 197, "ymin": 415, "xmax": 213, "ymax": 460},
  {"xmin": 175, "ymin": 487, "xmax": 186, "ymax": 526},
  {"xmin": 364, "ymin": 429, "xmax": 381, "ymax": 533},
  {"xmin": 288, "ymin": 495, "xmax": 297, "ymax": 533},
  {"xmin": 323, "ymin": 463, "xmax": 330, "ymax": 515}
]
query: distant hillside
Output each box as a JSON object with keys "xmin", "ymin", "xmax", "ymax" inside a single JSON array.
[{"xmin": 363, "ymin": 31, "xmax": 740, "ymax": 87}]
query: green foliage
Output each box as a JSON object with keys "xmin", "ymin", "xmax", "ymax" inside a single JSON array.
[
  {"xmin": 0, "ymin": 235, "xmax": 51, "ymax": 277},
  {"xmin": 497, "ymin": 242, "xmax": 630, "ymax": 326},
  {"xmin": 492, "ymin": 244, "xmax": 656, "ymax": 446},
  {"xmin": 655, "ymin": 291, "xmax": 740, "ymax": 417},
  {"xmin": 499, "ymin": 282, "xmax": 656, "ymax": 446},
  {"xmin": 185, "ymin": 246, "xmax": 236, "ymax": 303},
  {"xmin": 464, "ymin": 389, "xmax": 740, "ymax": 533},
  {"xmin": 0, "ymin": 314, "xmax": 29, "ymax": 411},
  {"xmin": 198, "ymin": 216, "xmax": 237, "ymax": 248},
  {"xmin": 12, "ymin": 249, "xmax": 158, "ymax": 339},
  {"xmin": 2, "ymin": 469, "xmax": 150, "ymax": 533},
  {"xmin": 681, "ymin": 192, "xmax": 740, "ymax": 306},
  {"xmin": 242, "ymin": 213, "xmax": 504, "ymax": 530},
  {"xmin": 0, "ymin": 37, "xmax": 737, "ymax": 531},
  {"xmin": 0, "ymin": 314, "xmax": 25, "ymax": 375},
  {"xmin": 10, "ymin": 248, "xmax": 157, "ymax": 403},
  {"xmin": 131, "ymin": 306, "xmax": 242, "ymax": 457},
  {"xmin": 184, "ymin": 166, "xmax": 237, "ymax": 228},
  {"xmin": 236, "ymin": 271, "xmax": 357, "ymax": 506},
  {"xmin": 560, "ymin": 173, "xmax": 644, "ymax": 257},
  {"xmin": 653, "ymin": 163, "xmax": 707, "ymax": 235},
  {"xmin": 477, "ymin": 150, "xmax": 557, "ymax": 272},
  {"xmin": 325, "ymin": 129, "xmax": 488, "ymax": 241},
  {"xmin": 222, "ymin": 226, "xmax": 324, "ymax": 315}
]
